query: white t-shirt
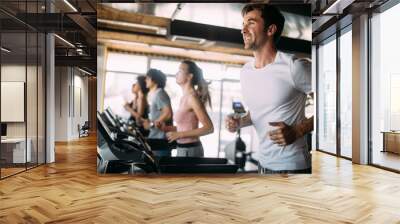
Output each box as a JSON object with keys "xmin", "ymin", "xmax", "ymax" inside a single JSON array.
[{"xmin": 240, "ymin": 51, "xmax": 312, "ymax": 170}]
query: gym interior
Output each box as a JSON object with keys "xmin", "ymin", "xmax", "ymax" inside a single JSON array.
[
  {"xmin": 96, "ymin": 3, "xmax": 312, "ymax": 174},
  {"xmin": 0, "ymin": 1, "xmax": 399, "ymax": 223}
]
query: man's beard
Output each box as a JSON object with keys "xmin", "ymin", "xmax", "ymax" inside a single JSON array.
[{"xmin": 244, "ymin": 41, "xmax": 258, "ymax": 50}]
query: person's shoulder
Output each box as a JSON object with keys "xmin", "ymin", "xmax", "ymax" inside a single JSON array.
[
  {"xmin": 137, "ymin": 91, "xmax": 145, "ymax": 99},
  {"xmin": 278, "ymin": 51, "xmax": 296, "ymax": 64},
  {"xmin": 159, "ymin": 89, "xmax": 171, "ymax": 101},
  {"xmin": 292, "ymin": 57, "xmax": 311, "ymax": 71},
  {"xmin": 153, "ymin": 88, "xmax": 164, "ymax": 98},
  {"xmin": 283, "ymin": 52, "xmax": 311, "ymax": 65},
  {"xmin": 187, "ymin": 92, "xmax": 200, "ymax": 105},
  {"xmin": 279, "ymin": 51, "xmax": 310, "ymax": 70},
  {"xmin": 240, "ymin": 60, "xmax": 255, "ymax": 77},
  {"xmin": 243, "ymin": 60, "xmax": 253, "ymax": 69},
  {"xmin": 156, "ymin": 88, "xmax": 167, "ymax": 95}
]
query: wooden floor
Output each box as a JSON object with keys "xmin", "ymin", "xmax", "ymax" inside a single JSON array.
[
  {"xmin": 1, "ymin": 163, "xmax": 45, "ymax": 178},
  {"xmin": 0, "ymin": 167, "xmax": 26, "ymax": 178},
  {"xmin": 1, "ymin": 135, "xmax": 400, "ymax": 223}
]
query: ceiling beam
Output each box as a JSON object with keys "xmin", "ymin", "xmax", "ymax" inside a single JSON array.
[
  {"xmin": 99, "ymin": 40, "xmax": 251, "ymax": 65},
  {"xmin": 97, "ymin": 4, "xmax": 170, "ymax": 28},
  {"xmin": 55, "ymin": 55, "xmax": 96, "ymax": 70},
  {"xmin": 97, "ymin": 30, "xmax": 253, "ymax": 57},
  {"xmin": 67, "ymin": 13, "xmax": 97, "ymax": 39}
]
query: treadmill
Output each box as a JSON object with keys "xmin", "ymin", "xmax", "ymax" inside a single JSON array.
[{"xmin": 97, "ymin": 109, "xmax": 238, "ymax": 174}]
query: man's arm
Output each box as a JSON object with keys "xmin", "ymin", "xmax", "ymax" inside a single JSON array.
[
  {"xmin": 225, "ymin": 111, "xmax": 253, "ymax": 133},
  {"xmin": 298, "ymin": 92, "xmax": 314, "ymax": 136},
  {"xmin": 269, "ymin": 93, "xmax": 314, "ymax": 146},
  {"xmin": 268, "ymin": 117, "xmax": 314, "ymax": 146},
  {"xmin": 143, "ymin": 106, "xmax": 172, "ymax": 130},
  {"xmin": 155, "ymin": 106, "xmax": 172, "ymax": 125},
  {"xmin": 154, "ymin": 92, "xmax": 173, "ymax": 128},
  {"xmin": 239, "ymin": 112, "xmax": 253, "ymax": 128},
  {"xmin": 294, "ymin": 116, "xmax": 314, "ymax": 137},
  {"xmin": 268, "ymin": 57, "xmax": 313, "ymax": 146}
]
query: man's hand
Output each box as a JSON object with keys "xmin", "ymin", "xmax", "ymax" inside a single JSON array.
[
  {"xmin": 268, "ymin": 122, "xmax": 302, "ymax": 146},
  {"xmin": 154, "ymin": 120, "xmax": 164, "ymax": 130},
  {"xmin": 156, "ymin": 121, "xmax": 167, "ymax": 132},
  {"xmin": 225, "ymin": 114, "xmax": 240, "ymax": 133}
]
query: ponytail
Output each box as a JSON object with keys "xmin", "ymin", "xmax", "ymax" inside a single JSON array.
[
  {"xmin": 197, "ymin": 77, "xmax": 212, "ymax": 109},
  {"xmin": 182, "ymin": 60, "xmax": 212, "ymax": 108}
]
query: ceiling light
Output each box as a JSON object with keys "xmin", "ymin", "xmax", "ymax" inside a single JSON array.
[
  {"xmin": 97, "ymin": 39, "xmax": 150, "ymax": 48},
  {"xmin": 97, "ymin": 19, "xmax": 167, "ymax": 35},
  {"xmin": 171, "ymin": 35, "xmax": 206, "ymax": 45},
  {"xmin": 54, "ymin": 34, "xmax": 75, "ymax": 48},
  {"xmin": 1, "ymin": 47, "xmax": 11, "ymax": 53},
  {"xmin": 63, "ymin": 0, "xmax": 78, "ymax": 12}
]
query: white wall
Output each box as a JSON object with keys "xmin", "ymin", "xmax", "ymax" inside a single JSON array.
[
  {"xmin": 54, "ymin": 67, "xmax": 89, "ymax": 141},
  {"xmin": 72, "ymin": 73, "xmax": 89, "ymax": 138},
  {"xmin": 55, "ymin": 66, "xmax": 68, "ymax": 141}
]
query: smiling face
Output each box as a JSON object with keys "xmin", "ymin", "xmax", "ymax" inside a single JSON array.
[{"xmin": 241, "ymin": 9, "xmax": 268, "ymax": 50}]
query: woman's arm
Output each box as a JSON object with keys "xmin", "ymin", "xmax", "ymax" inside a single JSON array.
[
  {"xmin": 124, "ymin": 102, "xmax": 139, "ymax": 118},
  {"xmin": 166, "ymin": 94, "xmax": 213, "ymax": 142}
]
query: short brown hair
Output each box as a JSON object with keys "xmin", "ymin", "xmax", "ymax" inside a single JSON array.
[{"xmin": 242, "ymin": 4, "xmax": 285, "ymax": 44}]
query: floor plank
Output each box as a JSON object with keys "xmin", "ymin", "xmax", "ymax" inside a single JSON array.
[{"xmin": 0, "ymin": 135, "xmax": 400, "ymax": 223}]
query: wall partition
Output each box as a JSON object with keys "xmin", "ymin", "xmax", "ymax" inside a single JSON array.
[
  {"xmin": 0, "ymin": 1, "xmax": 46, "ymax": 179},
  {"xmin": 370, "ymin": 1, "xmax": 400, "ymax": 171},
  {"xmin": 316, "ymin": 24, "xmax": 353, "ymax": 159},
  {"xmin": 316, "ymin": 0, "xmax": 400, "ymax": 171},
  {"xmin": 317, "ymin": 35, "xmax": 337, "ymax": 155}
]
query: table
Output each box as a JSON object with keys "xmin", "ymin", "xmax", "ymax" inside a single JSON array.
[{"xmin": 381, "ymin": 131, "xmax": 400, "ymax": 154}]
